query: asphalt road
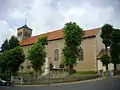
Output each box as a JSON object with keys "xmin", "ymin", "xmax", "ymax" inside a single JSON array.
[{"xmin": 0, "ymin": 76, "xmax": 120, "ymax": 90}]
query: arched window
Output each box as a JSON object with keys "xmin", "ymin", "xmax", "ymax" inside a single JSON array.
[
  {"xmin": 78, "ymin": 46, "xmax": 83, "ymax": 61},
  {"xmin": 54, "ymin": 49, "xmax": 59, "ymax": 61}
]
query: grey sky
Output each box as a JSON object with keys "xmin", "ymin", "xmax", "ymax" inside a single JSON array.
[{"xmin": 0, "ymin": 0, "xmax": 120, "ymax": 46}]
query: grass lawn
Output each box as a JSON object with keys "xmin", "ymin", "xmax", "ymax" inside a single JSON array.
[
  {"xmin": 71, "ymin": 71, "xmax": 97, "ymax": 77},
  {"xmin": 18, "ymin": 71, "xmax": 97, "ymax": 79}
]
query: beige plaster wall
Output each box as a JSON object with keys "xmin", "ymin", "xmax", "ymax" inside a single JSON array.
[
  {"xmin": 21, "ymin": 36, "xmax": 102, "ymax": 72},
  {"xmin": 45, "ymin": 39, "xmax": 64, "ymax": 65},
  {"xmin": 96, "ymin": 29, "xmax": 104, "ymax": 56},
  {"xmin": 74, "ymin": 37, "xmax": 97, "ymax": 71}
]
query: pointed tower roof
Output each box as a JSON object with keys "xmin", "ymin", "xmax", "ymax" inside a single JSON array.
[{"xmin": 17, "ymin": 24, "xmax": 32, "ymax": 31}]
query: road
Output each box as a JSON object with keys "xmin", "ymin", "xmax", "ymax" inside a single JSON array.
[{"xmin": 0, "ymin": 76, "xmax": 120, "ymax": 90}]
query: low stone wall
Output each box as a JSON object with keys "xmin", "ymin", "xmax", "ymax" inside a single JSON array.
[
  {"xmin": 113, "ymin": 70, "xmax": 120, "ymax": 75},
  {"xmin": 17, "ymin": 74, "xmax": 100, "ymax": 85}
]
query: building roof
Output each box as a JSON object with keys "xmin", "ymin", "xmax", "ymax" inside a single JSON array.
[
  {"xmin": 20, "ymin": 28, "xmax": 100, "ymax": 46},
  {"xmin": 17, "ymin": 24, "xmax": 32, "ymax": 31},
  {"xmin": 97, "ymin": 49, "xmax": 110, "ymax": 59}
]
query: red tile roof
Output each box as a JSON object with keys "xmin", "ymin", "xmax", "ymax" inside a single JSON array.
[{"xmin": 20, "ymin": 28, "xmax": 100, "ymax": 46}]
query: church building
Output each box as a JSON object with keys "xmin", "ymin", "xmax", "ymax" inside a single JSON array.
[{"xmin": 17, "ymin": 24, "xmax": 104, "ymax": 72}]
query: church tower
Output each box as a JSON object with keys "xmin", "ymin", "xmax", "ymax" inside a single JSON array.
[{"xmin": 17, "ymin": 24, "xmax": 32, "ymax": 41}]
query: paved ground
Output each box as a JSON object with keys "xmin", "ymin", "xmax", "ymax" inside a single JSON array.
[{"xmin": 0, "ymin": 76, "xmax": 120, "ymax": 90}]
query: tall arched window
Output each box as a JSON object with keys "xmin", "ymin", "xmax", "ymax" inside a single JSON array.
[
  {"xmin": 78, "ymin": 46, "xmax": 83, "ymax": 61},
  {"xmin": 54, "ymin": 49, "xmax": 59, "ymax": 61}
]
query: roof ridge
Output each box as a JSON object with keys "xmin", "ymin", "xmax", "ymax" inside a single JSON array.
[
  {"xmin": 30, "ymin": 27, "xmax": 101, "ymax": 38},
  {"xmin": 38, "ymin": 28, "xmax": 63, "ymax": 35},
  {"xmin": 84, "ymin": 27, "xmax": 101, "ymax": 31},
  {"xmin": 29, "ymin": 28, "xmax": 63, "ymax": 38}
]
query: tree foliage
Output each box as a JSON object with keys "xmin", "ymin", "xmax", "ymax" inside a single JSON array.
[
  {"xmin": 9, "ymin": 46, "xmax": 25, "ymax": 75},
  {"xmin": 0, "ymin": 36, "xmax": 20, "ymax": 53},
  {"xmin": 9, "ymin": 36, "xmax": 20, "ymax": 49},
  {"xmin": 0, "ymin": 46, "xmax": 25, "ymax": 79},
  {"xmin": 28, "ymin": 36, "xmax": 47, "ymax": 75},
  {"xmin": 110, "ymin": 43, "xmax": 120, "ymax": 63},
  {"xmin": 110, "ymin": 29, "xmax": 120, "ymax": 69},
  {"xmin": 38, "ymin": 36, "xmax": 48, "ymax": 46},
  {"xmin": 100, "ymin": 24, "xmax": 113, "ymax": 54},
  {"xmin": 111, "ymin": 29, "xmax": 120, "ymax": 43},
  {"xmin": 100, "ymin": 24, "xmax": 120, "ymax": 70},
  {"xmin": 100, "ymin": 54, "xmax": 110, "ymax": 69},
  {"xmin": 0, "ymin": 39, "xmax": 9, "ymax": 53},
  {"xmin": 62, "ymin": 22, "xmax": 84, "ymax": 74},
  {"xmin": 0, "ymin": 36, "xmax": 23, "ymax": 79}
]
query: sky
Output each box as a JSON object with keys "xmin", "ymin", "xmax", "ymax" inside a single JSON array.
[{"xmin": 0, "ymin": 0, "xmax": 120, "ymax": 46}]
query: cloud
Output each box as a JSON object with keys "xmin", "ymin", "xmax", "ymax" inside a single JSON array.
[
  {"xmin": 9, "ymin": 9, "xmax": 27, "ymax": 20},
  {"xmin": 0, "ymin": 20, "xmax": 14, "ymax": 46},
  {"xmin": 0, "ymin": 0, "xmax": 120, "ymax": 46}
]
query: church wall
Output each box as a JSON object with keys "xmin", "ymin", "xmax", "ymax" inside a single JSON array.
[
  {"xmin": 21, "ymin": 37, "xmax": 100, "ymax": 72},
  {"xmin": 45, "ymin": 37, "xmax": 98, "ymax": 71},
  {"xmin": 96, "ymin": 29, "xmax": 104, "ymax": 56},
  {"xmin": 45, "ymin": 39, "xmax": 64, "ymax": 66},
  {"xmin": 74, "ymin": 37, "xmax": 97, "ymax": 71},
  {"xmin": 95, "ymin": 29, "xmax": 104, "ymax": 71}
]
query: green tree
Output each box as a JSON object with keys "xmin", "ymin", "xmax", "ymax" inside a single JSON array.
[
  {"xmin": 0, "ymin": 50, "xmax": 11, "ymax": 79},
  {"xmin": 100, "ymin": 24, "xmax": 113, "ymax": 55},
  {"xmin": 110, "ymin": 29, "xmax": 120, "ymax": 70},
  {"xmin": 101, "ymin": 24, "xmax": 120, "ymax": 70},
  {"xmin": 0, "ymin": 39, "xmax": 9, "ymax": 53},
  {"xmin": 9, "ymin": 46, "xmax": 25, "ymax": 75},
  {"xmin": 0, "ymin": 46, "xmax": 25, "ymax": 79},
  {"xmin": 111, "ymin": 29, "xmax": 120, "ymax": 43},
  {"xmin": 0, "ymin": 36, "xmax": 22, "ymax": 79},
  {"xmin": 0, "ymin": 36, "xmax": 19, "ymax": 53},
  {"xmin": 9, "ymin": 36, "xmax": 20, "ymax": 49},
  {"xmin": 38, "ymin": 36, "xmax": 48, "ymax": 46},
  {"xmin": 0, "ymin": 54, "xmax": 7, "ymax": 78},
  {"xmin": 28, "ymin": 36, "xmax": 47, "ymax": 77},
  {"xmin": 62, "ymin": 22, "xmax": 84, "ymax": 74},
  {"xmin": 100, "ymin": 54, "xmax": 111, "ymax": 70}
]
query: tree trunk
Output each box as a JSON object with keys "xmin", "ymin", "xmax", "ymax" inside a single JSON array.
[
  {"xmin": 105, "ymin": 44, "xmax": 108, "ymax": 55},
  {"xmin": 69, "ymin": 65, "xmax": 73, "ymax": 75},
  {"xmin": 114, "ymin": 64, "xmax": 117, "ymax": 70},
  {"xmin": 39, "ymin": 67, "xmax": 42, "ymax": 74},
  {"xmin": 35, "ymin": 71, "xmax": 38, "ymax": 79},
  {"xmin": 106, "ymin": 64, "xmax": 108, "ymax": 70}
]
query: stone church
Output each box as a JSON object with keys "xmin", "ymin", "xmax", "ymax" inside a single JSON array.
[{"xmin": 17, "ymin": 24, "xmax": 105, "ymax": 72}]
